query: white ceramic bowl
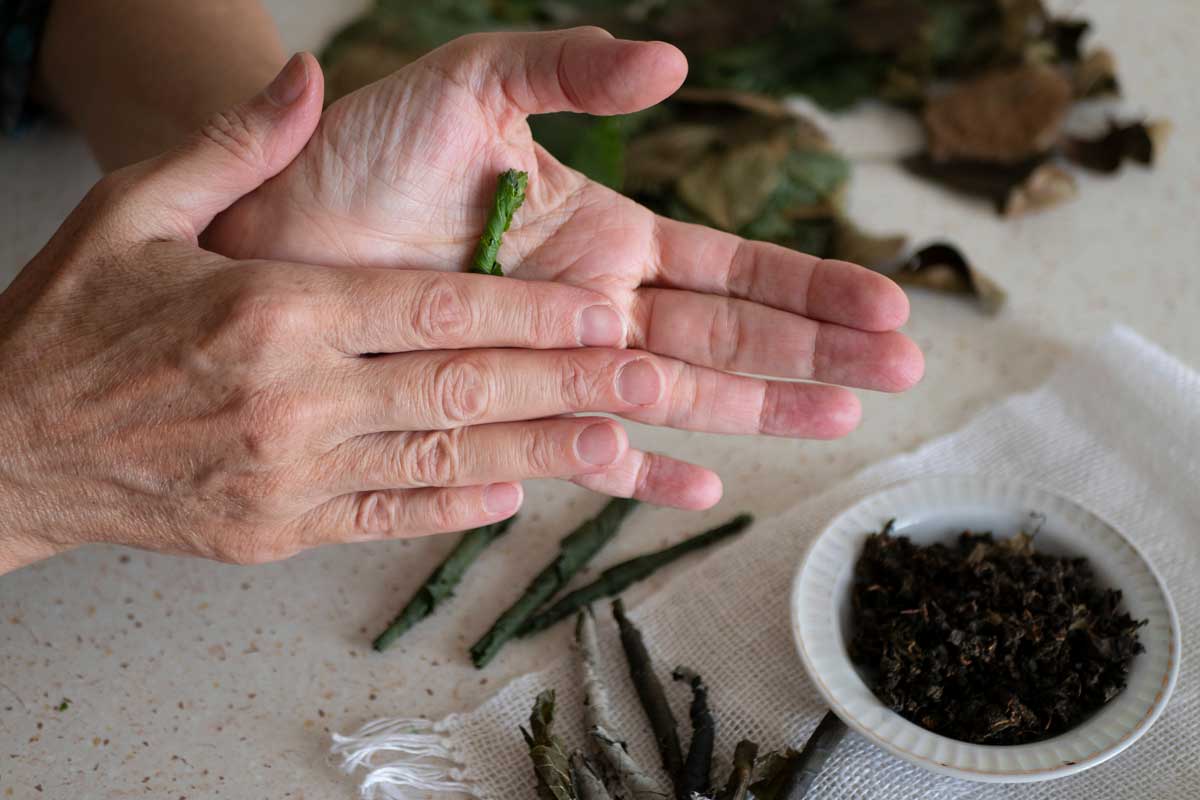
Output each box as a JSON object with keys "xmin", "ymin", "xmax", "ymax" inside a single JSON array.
[{"xmin": 791, "ymin": 475, "xmax": 1180, "ymax": 783}]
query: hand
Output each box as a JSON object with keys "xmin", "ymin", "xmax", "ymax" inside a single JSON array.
[
  {"xmin": 204, "ymin": 28, "xmax": 925, "ymax": 502},
  {"xmin": 0, "ymin": 57, "xmax": 716, "ymax": 575}
]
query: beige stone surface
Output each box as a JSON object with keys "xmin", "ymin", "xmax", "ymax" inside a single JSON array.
[{"xmin": 1, "ymin": 1, "xmax": 1198, "ymax": 797}]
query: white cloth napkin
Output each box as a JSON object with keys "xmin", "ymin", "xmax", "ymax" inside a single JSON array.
[{"xmin": 334, "ymin": 326, "xmax": 1199, "ymax": 799}]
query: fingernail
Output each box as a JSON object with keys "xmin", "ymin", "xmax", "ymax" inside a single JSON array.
[
  {"xmin": 483, "ymin": 483, "xmax": 522, "ymax": 515},
  {"xmin": 266, "ymin": 53, "xmax": 308, "ymax": 107},
  {"xmin": 616, "ymin": 359, "xmax": 662, "ymax": 406},
  {"xmin": 576, "ymin": 423, "xmax": 620, "ymax": 466},
  {"xmin": 578, "ymin": 305, "xmax": 623, "ymax": 346}
]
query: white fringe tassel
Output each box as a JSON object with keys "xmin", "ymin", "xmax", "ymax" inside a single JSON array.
[{"xmin": 331, "ymin": 717, "xmax": 479, "ymax": 800}]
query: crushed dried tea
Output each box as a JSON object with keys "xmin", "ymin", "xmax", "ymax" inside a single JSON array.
[{"xmin": 849, "ymin": 524, "xmax": 1146, "ymax": 745}]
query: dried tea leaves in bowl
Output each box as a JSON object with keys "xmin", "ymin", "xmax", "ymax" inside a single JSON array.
[{"xmin": 849, "ymin": 524, "xmax": 1146, "ymax": 745}]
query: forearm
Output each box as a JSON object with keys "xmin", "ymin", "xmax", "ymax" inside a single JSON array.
[{"xmin": 35, "ymin": 0, "xmax": 286, "ymax": 170}]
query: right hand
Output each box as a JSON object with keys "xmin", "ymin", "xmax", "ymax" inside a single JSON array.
[{"xmin": 0, "ymin": 56, "xmax": 718, "ymax": 574}]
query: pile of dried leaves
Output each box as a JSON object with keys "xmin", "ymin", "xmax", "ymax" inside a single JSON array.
[
  {"xmin": 532, "ymin": 603, "xmax": 848, "ymax": 800},
  {"xmin": 323, "ymin": 0, "xmax": 1167, "ymax": 314},
  {"xmin": 849, "ymin": 524, "xmax": 1146, "ymax": 745}
]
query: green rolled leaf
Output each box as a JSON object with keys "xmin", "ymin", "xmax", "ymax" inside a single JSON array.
[
  {"xmin": 520, "ymin": 514, "xmax": 753, "ymax": 636},
  {"xmin": 471, "ymin": 169, "xmax": 528, "ymax": 275},
  {"xmin": 372, "ymin": 517, "xmax": 516, "ymax": 652},
  {"xmin": 470, "ymin": 498, "xmax": 639, "ymax": 668}
]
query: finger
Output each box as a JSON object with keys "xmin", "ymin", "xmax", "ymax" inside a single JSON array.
[
  {"xmin": 632, "ymin": 288, "xmax": 924, "ymax": 392},
  {"xmin": 322, "ymin": 417, "xmax": 628, "ymax": 493},
  {"xmin": 436, "ymin": 27, "xmax": 687, "ymax": 119},
  {"xmin": 621, "ymin": 360, "xmax": 864, "ymax": 440},
  {"xmin": 341, "ymin": 348, "xmax": 665, "ymax": 435},
  {"xmin": 648, "ymin": 216, "xmax": 911, "ymax": 332},
  {"xmin": 128, "ymin": 52, "xmax": 325, "ymax": 241},
  {"xmin": 342, "ymin": 348, "xmax": 860, "ymax": 440},
  {"xmin": 294, "ymin": 482, "xmax": 523, "ymax": 546},
  {"xmin": 323, "ymin": 270, "xmax": 625, "ymax": 354},
  {"xmin": 572, "ymin": 450, "xmax": 723, "ymax": 511}
]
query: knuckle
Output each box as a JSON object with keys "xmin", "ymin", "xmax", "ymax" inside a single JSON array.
[
  {"xmin": 428, "ymin": 489, "xmax": 464, "ymax": 532},
  {"xmin": 524, "ymin": 426, "xmax": 566, "ymax": 475},
  {"xmin": 706, "ymin": 301, "xmax": 742, "ymax": 369},
  {"xmin": 223, "ymin": 276, "xmax": 315, "ymax": 346},
  {"xmin": 411, "ymin": 274, "xmax": 473, "ymax": 346},
  {"xmin": 397, "ymin": 430, "xmax": 462, "ymax": 487},
  {"xmin": 431, "ymin": 355, "xmax": 490, "ymax": 425},
  {"xmin": 559, "ymin": 353, "xmax": 600, "ymax": 409},
  {"xmin": 355, "ymin": 490, "xmax": 403, "ymax": 534},
  {"xmin": 198, "ymin": 106, "xmax": 265, "ymax": 172}
]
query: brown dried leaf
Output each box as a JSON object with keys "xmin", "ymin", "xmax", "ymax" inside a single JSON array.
[
  {"xmin": 672, "ymin": 87, "xmax": 794, "ymax": 119},
  {"xmin": 1064, "ymin": 119, "xmax": 1170, "ymax": 174},
  {"xmin": 924, "ymin": 63, "xmax": 1072, "ymax": 163},
  {"xmin": 1003, "ymin": 163, "xmax": 1077, "ymax": 216},
  {"xmin": 892, "ymin": 243, "xmax": 1006, "ymax": 314},
  {"xmin": 833, "ymin": 221, "xmax": 908, "ymax": 270},
  {"xmin": 1072, "ymin": 48, "xmax": 1120, "ymax": 98}
]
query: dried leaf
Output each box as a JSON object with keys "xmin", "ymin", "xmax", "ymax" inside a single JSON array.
[
  {"xmin": 676, "ymin": 127, "xmax": 792, "ymax": 231},
  {"xmin": 1064, "ymin": 119, "xmax": 1170, "ymax": 174},
  {"xmin": 902, "ymin": 152, "xmax": 1074, "ymax": 216},
  {"xmin": 832, "ymin": 220, "xmax": 908, "ymax": 270},
  {"xmin": 924, "ymin": 63, "xmax": 1072, "ymax": 163},
  {"xmin": 1072, "ymin": 48, "xmax": 1120, "ymax": 98},
  {"xmin": 714, "ymin": 740, "xmax": 758, "ymax": 800},
  {"xmin": 891, "ymin": 243, "xmax": 1007, "ymax": 314},
  {"xmin": 1003, "ymin": 163, "xmax": 1077, "ymax": 216},
  {"xmin": 624, "ymin": 124, "xmax": 724, "ymax": 195},
  {"xmin": 572, "ymin": 753, "xmax": 615, "ymax": 800},
  {"xmin": 575, "ymin": 611, "xmax": 669, "ymax": 800},
  {"xmin": 524, "ymin": 690, "xmax": 578, "ymax": 800}
]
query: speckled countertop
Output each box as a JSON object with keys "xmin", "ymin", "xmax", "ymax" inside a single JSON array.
[{"xmin": 1, "ymin": 1, "xmax": 1198, "ymax": 798}]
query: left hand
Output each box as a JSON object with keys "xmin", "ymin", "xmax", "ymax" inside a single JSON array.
[{"xmin": 204, "ymin": 29, "xmax": 924, "ymax": 502}]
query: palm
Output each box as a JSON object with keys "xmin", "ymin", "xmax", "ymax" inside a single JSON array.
[{"xmin": 218, "ymin": 60, "xmax": 649, "ymax": 304}]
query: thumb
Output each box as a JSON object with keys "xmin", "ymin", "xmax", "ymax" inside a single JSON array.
[
  {"xmin": 134, "ymin": 52, "xmax": 324, "ymax": 241},
  {"xmin": 434, "ymin": 27, "xmax": 688, "ymax": 121}
]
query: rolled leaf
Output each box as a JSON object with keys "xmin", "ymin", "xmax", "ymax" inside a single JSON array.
[
  {"xmin": 715, "ymin": 740, "xmax": 759, "ymax": 800},
  {"xmin": 471, "ymin": 169, "xmax": 528, "ymax": 276},
  {"xmin": 612, "ymin": 599, "xmax": 685, "ymax": 797},
  {"xmin": 372, "ymin": 517, "xmax": 516, "ymax": 651},
  {"xmin": 571, "ymin": 753, "xmax": 615, "ymax": 800},
  {"xmin": 671, "ymin": 667, "xmax": 715, "ymax": 799},
  {"xmin": 521, "ymin": 514, "xmax": 753, "ymax": 636},
  {"xmin": 471, "ymin": 498, "xmax": 639, "ymax": 668},
  {"xmin": 523, "ymin": 690, "xmax": 577, "ymax": 800},
  {"xmin": 576, "ymin": 611, "xmax": 669, "ymax": 800},
  {"xmin": 749, "ymin": 711, "xmax": 848, "ymax": 800}
]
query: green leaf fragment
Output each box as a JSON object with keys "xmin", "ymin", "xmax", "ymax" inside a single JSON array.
[{"xmin": 471, "ymin": 169, "xmax": 529, "ymax": 276}]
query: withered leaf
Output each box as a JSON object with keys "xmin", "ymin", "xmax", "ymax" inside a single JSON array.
[
  {"xmin": 902, "ymin": 152, "xmax": 1076, "ymax": 217},
  {"xmin": 1072, "ymin": 48, "xmax": 1120, "ymax": 98},
  {"xmin": 1047, "ymin": 16, "xmax": 1091, "ymax": 62},
  {"xmin": 624, "ymin": 124, "xmax": 723, "ymax": 195},
  {"xmin": 924, "ymin": 63, "xmax": 1073, "ymax": 163},
  {"xmin": 523, "ymin": 690, "xmax": 577, "ymax": 800},
  {"xmin": 1004, "ymin": 163, "xmax": 1077, "ymax": 216},
  {"xmin": 1064, "ymin": 119, "xmax": 1171, "ymax": 174},
  {"xmin": 832, "ymin": 220, "xmax": 908, "ymax": 270},
  {"xmin": 891, "ymin": 243, "xmax": 1006, "ymax": 314}
]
